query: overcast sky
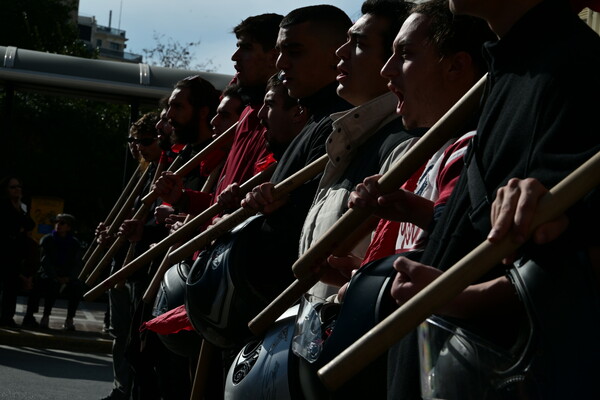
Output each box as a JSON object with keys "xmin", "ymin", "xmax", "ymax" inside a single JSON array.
[{"xmin": 77, "ymin": 0, "xmax": 363, "ymax": 76}]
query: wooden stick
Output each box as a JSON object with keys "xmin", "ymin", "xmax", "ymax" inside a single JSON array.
[
  {"xmin": 82, "ymin": 164, "xmax": 143, "ymax": 263},
  {"xmin": 139, "ymin": 122, "xmax": 238, "ymax": 206},
  {"xmin": 292, "ymin": 74, "xmax": 488, "ymax": 281},
  {"xmin": 83, "ymin": 149, "xmax": 188, "ymax": 287},
  {"xmin": 189, "ymin": 339, "xmax": 215, "ymax": 400},
  {"xmin": 149, "ymin": 153, "xmax": 168, "ymax": 190},
  {"xmin": 81, "ymin": 233, "xmax": 98, "ymax": 264},
  {"xmin": 317, "ymin": 149, "xmax": 600, "ymax": 391},
  {"xmin": 83, "ymin": 163, "xmax": 277, "ymax": 301},
  {"xmin": 113, "ymin": 156, "xmax": 169, "ymax": 291},
  {"xmin": 109, "ymin": 164, "xmax": 144, "ymax": 224},
  {"xmin": 82, "ymin": 127, "xmax": 237, "ymax": 289},
  {"xmin": 78, "ymin": 163, "xmax": 152, "ymax": 280},
  {"xmin": 141, "ymin": 214, "xmax": 193, "ymax": 304},
  {"xmin": 85, "ymin": 201, "xmax": 153, "ymax": 287},
  {"xmin": 201, "ymin": 158, "xmax": 226, "ymax": 193},
  {"xmin": 84, "ymin": 151, "xmax": 177, "ymax": 287},
  {"xmin": 114, "ymin": 242, "xmax": 137, "ymax": 290},
  {"xmin": 133, "ymin": 164, "xmax": 275, "ymax": 276},
  {"xmin": 248, "ymin": 216, "xmax": 379, "ymax": 336},
  {"xmin": 168, "ymin": 154, "xmax": 330, "ymax": 265}
]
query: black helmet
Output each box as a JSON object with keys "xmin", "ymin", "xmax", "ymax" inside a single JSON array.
[
  {"xmin": 152, "ymin": 261, "xmax": 201, "ymax": 357},
  {"xmin": 418, "ymin": 315, "xmax": 520, "ymax": 400},
  {"xmin": 185, "ymin": 214, "xmax": 296, "ymax": 348}
]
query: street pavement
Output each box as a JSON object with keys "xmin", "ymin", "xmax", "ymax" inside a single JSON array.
[
  {"xmin": 0, "ymin": 345, "xmax": 113, "ymax": 400},
  {"xmin": 0, "ymin": 296, "xmax": 112, "ymax": 354}
]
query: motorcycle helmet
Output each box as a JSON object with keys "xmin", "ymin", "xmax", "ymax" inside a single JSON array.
[
  {"xmin": 152, "ymin": 261, "xmax": 201, "ymax": 357},
  {"xmin": 224, "ymin": 305, "xmax": 304, "ymax": 400},
  {"xmin": 185, "ymin": 214, "xmax": 296, "ymax": 349}
]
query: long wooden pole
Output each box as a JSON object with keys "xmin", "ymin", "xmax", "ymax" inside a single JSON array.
[
  {"xmin": 113, "ymin": 155, "xmax": 169, "ymax": 291},
  {"xmin": 291, "ymin": 74, "xmax": 487, "ymax": 281},
  {"xmin": 141, "ymin": 163, "xmax": 225, "ymax": 304},
  {"xmin": 78, "ymin": 163, "xmax": 152, "ymax": 280},
  {"xmin": 317, "ymin": 149, "xmax": 600, "ymax": 391},
  {"xmin": 245, "ymin": 75, "xmax": 488, "ymax": 337},
  {"xmin": 248, "ymin": 216, "xmax": 379, "ymax": 336},
  {"xmin": 83, "ymin": 123, "xmax": 238, "ymax": 288},
  {"xmin": 141, "ymin": 214, "xmax": 192, "ymax": 304},
  {"xmin": 82, "ymin": 149, "xmax": 188, "ymax": 286},
  {"xmin": 113, "ymin": 242, "xmax": 137, "ymax": 291},
  {"xmin": 139, "ymin": 122, "xmax": 238, "ymax": 206},
  {"xmin": 83, "ymin": 162, "xmax": 277, "ymax": 301},
  {"xmin": 85, "ymin": 201, "xmax": 154, "ymax": 286},
  {"xmin": 82, "ymin": 163, "xmax": 143, "ymax": 263},
  {"xmin": 189, "ymin": 339, "xmax": 215, "ymax": 400},
  {"xmin": 201, "ymin": 158, "xmax": 225, "ymax": 193},
  {"xmin": 186, "ymin": 156, "xmax": 331, "ymax": 400},
  {"xmin": 167, "ymin": 154, "xmax": 329, "ymax": 265}
]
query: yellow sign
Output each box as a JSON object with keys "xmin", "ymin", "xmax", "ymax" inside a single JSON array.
[{"xmin": 30, "ymin": 196, "xmax": 64, "ymax": 243}]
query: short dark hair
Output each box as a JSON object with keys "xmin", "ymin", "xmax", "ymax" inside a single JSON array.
[
  {"xmin": 1, "ymin": 175, "xmax": 23, "ymax": 197},
  {"xmin": 266, "ymin": 73, "xmax": 297, "ymax": 109},
  {"xmin": 174, "ymin": 75, "xmax": 220, "ymax": 119},
  {"xmin": 233, "ymin": 13, "xmax": 284, "ymax": 51},
  {"xmin": 361, "ymin": 0, "xmax": 414, "ymax": 59},
  {"xmin": 220, "ymin": 83, "xmax": 246, "ymax": 115},
  {"xmin": 280, "ymin": 5, "xmax": 352, "ymax": 47},
  {"xmin": 158, "ymin": 95, "xmax": 169, "ymax": 110},
  {"xmin": 411, "ymin": 0, "xmax": 496, "ymax": 75},
  {"xmin": 55, "ymin": 213, "xmax": 76, "ymax": 227},
  {"xmin": 130, "ymin": 112, "xmax": 159, "ymax": 137}
]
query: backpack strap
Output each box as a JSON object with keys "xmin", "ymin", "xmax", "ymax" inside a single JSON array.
[{"xmin": 465, "ymin": 135, "xmax": 492, "ymax": 236}]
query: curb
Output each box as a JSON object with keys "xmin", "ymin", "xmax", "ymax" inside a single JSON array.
[{"xmin": 0, "ymin": 327, "xmax": 112, "ymax": 354}]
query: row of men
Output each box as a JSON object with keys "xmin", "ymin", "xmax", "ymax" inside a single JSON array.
[{"xmin": 91, "ymin": 0, "xmax": 600, "ymax": 399}]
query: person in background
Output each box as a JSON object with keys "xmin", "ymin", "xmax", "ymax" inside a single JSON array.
[
  {"xmin": 0, "ymin": 176, "xmax": 36, "ymax": 327},
  {"xmin": 210, "ymin": 83, "xmax": 245, "ymax": 138},
  {"xmin": 21, "ymin": 213, "xmax": 84, "ymax": 331}
]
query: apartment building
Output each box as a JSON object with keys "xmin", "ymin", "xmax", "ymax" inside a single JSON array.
[{"xmin": 77, "ymin": 12, "xmax": 142, "ymax": 63}]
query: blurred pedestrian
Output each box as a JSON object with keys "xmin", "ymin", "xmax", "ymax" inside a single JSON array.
[
  {"xmin": 22, "ymin": 213, "xmax": 85, "ymax": 330},
  {"xmin": 0, "ymin": 176, "xmax": 36, "ymax": 327}
]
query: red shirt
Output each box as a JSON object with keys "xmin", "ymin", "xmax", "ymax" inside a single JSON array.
[{"xmin": 185, "ymin": 104, "xmax": 275, "ymax": 215}]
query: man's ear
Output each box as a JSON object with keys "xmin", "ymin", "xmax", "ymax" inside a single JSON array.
[
  {"xmin": 268, "ymin": 48, "xmax": 280, "ymax": 68},
  {"xmin": 292, "ymin": 105, "xmax": 309, "ymax": 125},
  {"xmin": 445, "ymin": 51, "xmax": 472, "ymax": 81},
  {"xmin": 198, "ymin": 105, "xmax": 210, "ymax": 121}
]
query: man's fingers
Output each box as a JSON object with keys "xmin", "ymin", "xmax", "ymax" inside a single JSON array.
[
  {"xmin": 258, "ymin": 183, "xmax": 275, "ymax": 203},
  {"xmin": 348, "ymin": 182, "xmax": 378, "ymax": 209},
  {"xmin": 488, "ymin": 179, "xmax": 521, "ymax": 242},
  {"xmin": 327, "ymin": 254, "xmax": 361, "ymax": 279},
  {"xmin": 392, "ymin": 256, "xmax": 417, "ymax": 276},
  {"xmin": 489, "ymin": 178, "xmax": 549, "ymax": 243},
  {"xmin": 513, "ymin": 178, "xmax": 548, "ymax": 237},
  {"xmin": 532, "ymin": 216, "xmax": 569, "ymax": 244}
]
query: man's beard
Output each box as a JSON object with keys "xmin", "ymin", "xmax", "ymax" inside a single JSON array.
[
  {"xmin": 171, "ymin": 114, "xmax": 200, "ymax": 144},
  {"xmin": 265, "ymin": 139, "xmax": 290, "ymax": 161}
]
